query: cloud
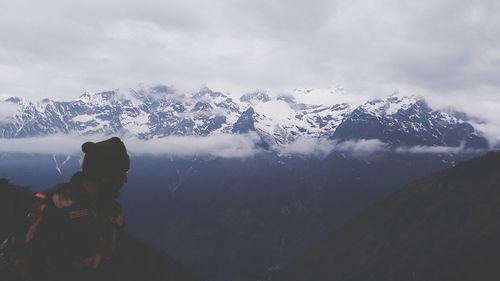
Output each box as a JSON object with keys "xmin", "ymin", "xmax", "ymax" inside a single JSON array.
[
  {"xmin": 280, "ymin": 137, "xmax": 490, "ymax": 157},
  {"xmin": 0, "ymin": 135, "xmax": 491, "ymax": 158},
  {"xmin": 335, "ymin": 139, "xmax": 390, "ymax": 156},
  {"xmin": 426, "ymin": 95, "xmax": 500, "ymax": 147},
  {"xmin": 0, "ymin": 101, "xmax": 19, "ymax": 121},
  {"xmin": 394, "ymin": 143, "xmax": 486, "ymax": 154},
  {"xmin": 0, "ymin": 0, "xmax": 499, "ymax": 103},
  {"xmin": 0, "ymin": 133, "xmax": 263, "ymax": 158},
  {"xmin": 279, "ymin": 138, "xmax": 337, "ymax": 157},
  {"xmin": 469, "ymin": 121, "xmax": 500, "ymax": 148},
  {"xmin": 126, "ymin": 133, "xmax": 262, "ymax": 158},
  {"xmin": 0, "ymin": 135, "xmax": 83, "ymax": 155},
  {"xmin": 279, "ymin": 138, "xmax": 389, "ymax": 157}
]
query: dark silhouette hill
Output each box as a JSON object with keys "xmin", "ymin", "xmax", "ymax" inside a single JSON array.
[
  {"xmin": 0, "ymin": 151, "xmax": 482, "ymax": 281},
  {"xmin": 0, "ymin": 178, "xmax": 197, "ymax": 281},
  {"xmin": 279, "ymin": 151, "xmax": 500, "ymax": 281}
]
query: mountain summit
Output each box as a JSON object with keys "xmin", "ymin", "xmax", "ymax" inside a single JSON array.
[{"xmin": 0, "ymin": 86, "xmax": 489, "ymax": 149}]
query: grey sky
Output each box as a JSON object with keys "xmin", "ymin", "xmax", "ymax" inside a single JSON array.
[{"xmin": 0, "ymin": 0, "xmax": 499, "ymax": 128}]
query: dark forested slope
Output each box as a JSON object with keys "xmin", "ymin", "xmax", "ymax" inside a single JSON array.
[{"xmin": 280, "ymin": 151, "xmax": 500, "ymax": 281}]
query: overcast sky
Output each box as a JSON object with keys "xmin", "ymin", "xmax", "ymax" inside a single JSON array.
[{"xmin": 0, "ymin": 0, "xmax": 499, "ymax": 127}]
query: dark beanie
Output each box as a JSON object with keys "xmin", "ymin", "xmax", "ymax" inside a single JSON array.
[{"xmin": 81, "ymin": 137, "xmax": 130, "ymax": 179}]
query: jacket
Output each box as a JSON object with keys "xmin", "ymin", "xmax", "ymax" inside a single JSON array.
[{"xmin": 28, "ymin": 172, "xmax": 125, "ymax": 281}]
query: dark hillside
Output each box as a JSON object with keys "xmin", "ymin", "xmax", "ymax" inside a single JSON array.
[
  {"xmin": 0, "ymin": 179, "xmax": 197, "ymax": 281},
  {"xmin": 280, "ymin": 151, "xmax": 500, "ymax": 281}
]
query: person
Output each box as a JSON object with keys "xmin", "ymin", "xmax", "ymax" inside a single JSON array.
[{"xmin": 26, "ymin": 137, "xmax": 130, "ymax": 281}]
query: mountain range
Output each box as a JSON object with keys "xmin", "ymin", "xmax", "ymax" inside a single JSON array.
[
  {"xmin": 0, "ymin": 85, "xmax": 496, "ymax": 281},
  {"xmin": 0, "ymin": 85, "xmax": 489, "ymax": 149}
]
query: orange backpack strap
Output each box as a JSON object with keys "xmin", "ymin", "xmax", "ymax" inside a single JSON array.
[{"xmin": 34, "ymin": 192, "xmax": 48, "ymax": 200}]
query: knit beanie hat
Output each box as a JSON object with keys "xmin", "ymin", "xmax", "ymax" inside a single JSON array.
[{"xmin": 81, "ymin": 137, "xmax": 130, "ymax": 179}]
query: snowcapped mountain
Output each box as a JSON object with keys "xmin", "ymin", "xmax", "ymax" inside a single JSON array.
[
  {"xmin": 0, "ymin": 85, "xmax": 489, "ymax": 149},
  {"xmin": 333, "ymin": 95, "xmax": 488, "ymax": 148}
]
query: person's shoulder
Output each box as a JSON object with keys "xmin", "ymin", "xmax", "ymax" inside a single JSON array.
[
  {"xmin": 38, "ymin": 181, "xmax": 76, "ymax": 209},
  {"xmin": 51, "ymin": 187, "xmax": 75, "ymax": 208},
  {"xmin": 50, "ymin": 172, "xmax": 91, "ymax": 209}
]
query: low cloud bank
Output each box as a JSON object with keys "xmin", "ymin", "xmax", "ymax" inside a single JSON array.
[
  {"xmin": 0, "ymin": 134, "xmax": 489, "ymax": 158},
  {"xmin": 279, "ymin": 138, "xmax": 336, "ymax": 156},
  {"xmin": 281, "ymin": 138, "xmax": 488, "ymax": 157},
  {"xmin": 0, "ymin": 135, "xmax": 83, "ymax": 155},
  {"xmin": 126, "ymin": 133, "xmax": 261, "ymax": 158},
  {"xmin": 394, "ymin": 143, "xmax": 485, "ymax": 154},
  {"xmin": 0, "ymin": 133, "xmax": 263, "ymax": 158},
  {"xmin": 279, "ymin": 138, "xmax": 388, "ymax": 157},
  {"xmin": 335, "ymin": 139, "xmax": 390, "ymax": 156},
  {"xmin": 470, "ymin": 121, "xmax": 500, "ymax": 148}
]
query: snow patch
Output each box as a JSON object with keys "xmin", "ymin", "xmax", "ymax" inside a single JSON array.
[{"xmin": 72, "ymin": 114, "xmax": 97, "ymax": 123}]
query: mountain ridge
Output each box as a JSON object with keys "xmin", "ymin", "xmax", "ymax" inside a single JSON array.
[{"xmin": 0, "ymin": 85, "xmax": 489, "ymax": 149}]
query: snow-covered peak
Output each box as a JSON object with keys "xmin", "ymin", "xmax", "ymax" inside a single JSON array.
[
  {"xmin": 0, "ymin": 85, "xmax": 488, "ymax": 149},
  {"xmin": 359, "ymin": 94, "xmax": 423, "ymax": 117},
  {"xmin": 240, "ymin": 90, "xmax": 271, "ymax": 105},
  {"xmin": 385, "ymin": 94, "xmax": 420, "ymax": 115},
  {"xmin": 128, "ymin": 84, "xmax": 179, "ymax": 101},
  {"xmin": 78, "ymin": 92, "xmax": 109, "ymax": 105},
  {"xmin": 292, "ymin": 87, "xmax": 345, "ymax": 96},
  {"xmin": 191, "ymin": 87, "xmax": 231, "ymax": 106},
  {"xmin": 193, "ymin": 86, "xmax": 224, "ymax": 98},
  {"xmin": 78, "ymin": 90, "xmax": 150, "ymax": 108},
  {"xmin": 253, "ymin": 100, "xmax": 296, "ymax": 130},
  {"xmin": 290, "ymin": 86, "xmax": 359, "ymax": 107},
  {"xmin": 4, "ymin": 97, "xmax": 23, "ymax": 104}
]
